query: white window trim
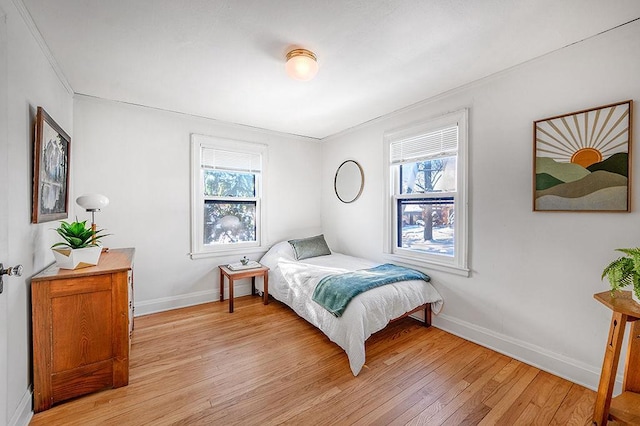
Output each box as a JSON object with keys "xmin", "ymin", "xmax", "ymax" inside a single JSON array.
[
  {"xmin": 383, "ymin": 109, "xmax": 469, "ymax": 276},
  {"xmin": 190, "ymin": 134, "xmax": 268, "ymax": 259}
]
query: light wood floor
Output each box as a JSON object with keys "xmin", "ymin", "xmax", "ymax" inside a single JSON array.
[{"xmin": 30, "ymin": 295, "xmax": 597, "ymax": 425}]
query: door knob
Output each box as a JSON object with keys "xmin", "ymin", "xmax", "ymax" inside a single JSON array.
[{"xmin": 0, "ymin": 263, "xmax": 23, "ymax": 294}]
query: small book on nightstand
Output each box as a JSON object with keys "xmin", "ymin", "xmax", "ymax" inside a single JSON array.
[{"xmin": 227, "ymin": 260, "xmax": 261, "ymax": 271}]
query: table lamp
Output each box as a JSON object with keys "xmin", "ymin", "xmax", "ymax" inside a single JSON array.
[{"xmin": 76, "ymin": 193, "xmax": 109, "ymax": 245}]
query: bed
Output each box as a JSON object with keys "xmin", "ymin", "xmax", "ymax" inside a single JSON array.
[{"xmin": 257, "ymin": 237, "xmax": 443, "ymax": 376}]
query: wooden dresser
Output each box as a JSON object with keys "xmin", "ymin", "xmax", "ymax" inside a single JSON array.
[{"xmin": 31, "ymin": 248, "xmax": 135, "ymax": 412}]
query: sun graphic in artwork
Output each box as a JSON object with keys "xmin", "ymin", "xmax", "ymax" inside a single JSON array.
[
  {"xmin": 535, "ymin": 102, "xmax": 630, "ymax": 169},
  {"xmin": 570, "ymin": 147, "xmax": 602, "ymax": 168}
]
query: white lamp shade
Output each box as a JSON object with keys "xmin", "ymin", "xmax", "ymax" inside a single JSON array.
[
  {"xmin": 285, "ymin": 49, "xmax": 318, "ymax": 81},
  {"xmin": 76, "ymin": 194, "xmax": 109, "ymax": 211}
]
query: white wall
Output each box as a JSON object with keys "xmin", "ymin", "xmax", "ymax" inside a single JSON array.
[
  {"xmin": 1, "ymin": 0, "xmax": 74, "ymax": 424},
  {"xmin": 321, "ymin": 20, "xmax": 640, "ymax": 390},
  {"xmin": 73, "ymin": 96, "xmax": 322, "ymax": 315}
]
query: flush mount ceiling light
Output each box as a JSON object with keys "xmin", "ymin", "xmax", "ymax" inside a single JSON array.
[{"xmin": 285, "ymin": 48, "xmax": 318, "ymax": 81}]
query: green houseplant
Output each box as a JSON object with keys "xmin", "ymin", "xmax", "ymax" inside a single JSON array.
[
  {"xmin": 601, "ymin": 247, "xmax": 640, "ymax": 305},
  {"xmin": 51, "ymin": 220, "xmax": 109, "ymax": 269}
]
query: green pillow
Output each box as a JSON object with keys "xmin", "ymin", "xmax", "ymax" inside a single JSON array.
[{"xmin": 288, "ymin": 235, "xmax": 331, "ymax": 260}]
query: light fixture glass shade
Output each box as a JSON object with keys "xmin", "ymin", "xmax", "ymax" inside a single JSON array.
[
  {"xmin": 285, "ymin": 49, "xmax": 318, "ymax": 81},
  {"xmin": 76, "ymin": 194, "xmax": 109, "ymax": 211}
]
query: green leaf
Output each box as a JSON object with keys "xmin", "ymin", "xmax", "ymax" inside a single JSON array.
[
  {"xmin": 50, "ymin": 220, "xmax": 111, "ymax": 249},
  {"xmin": 603, "ymin": 249, "xmax": 640, "ymax": 295}
]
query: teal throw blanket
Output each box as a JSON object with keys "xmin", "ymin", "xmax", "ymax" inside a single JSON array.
[{"xmin": 312, "ymin": 264, "xmax": 430, "ymax": 317}]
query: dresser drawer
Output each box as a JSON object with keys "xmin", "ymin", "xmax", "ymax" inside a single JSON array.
[{"xmin": 49, "ymin": 274, "xmax": 112, "ymax": 297}]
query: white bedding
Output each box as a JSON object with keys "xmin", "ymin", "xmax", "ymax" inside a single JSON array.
[{"xmin": 258, "ymin": 241, "xmax": 443, "ymax": 375}]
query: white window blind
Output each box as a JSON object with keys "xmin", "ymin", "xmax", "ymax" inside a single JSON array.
[
  {"xmin": 201, "ymin": 148, "xmax": 262, "ymax": 173},
  {"xmin": 390, "ymin": 125, "xmax": 458, "ymax": 165}
]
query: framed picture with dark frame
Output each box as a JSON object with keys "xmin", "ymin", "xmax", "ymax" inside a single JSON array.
[
  {"xmin": 32, "ymin": 106, "xmax": 71, "ymax": 223},
  {"xmin": 533, "ymin": 100, "xmax": 632, "ymax": 212}
]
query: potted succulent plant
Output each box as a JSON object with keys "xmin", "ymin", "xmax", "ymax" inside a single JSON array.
[
  {"xmin": 51, "ymin": 220, "xmax": 109, "ymax": 269},
  {"xmin": 601, "ymin": 247, "xmax": 640, "ymax": 306}
]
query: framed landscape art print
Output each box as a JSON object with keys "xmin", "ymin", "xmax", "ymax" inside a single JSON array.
[
  {"xmin": 32, "ymin": 106, "xmax": 71, "ymax": 223},
  {"xmin": 533, "ymin": 100, "xmax": 632, "ymax": 212}
]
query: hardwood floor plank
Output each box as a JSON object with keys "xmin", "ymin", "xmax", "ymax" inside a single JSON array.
[
  {"xmin": 482, "ymin": 360, "xmax": 530, "ymax": 408},
  {"xmin": 477, "ymin": 366, "xmax": 539, "ymax": 425},
  {"xmin": 512, "ymin": 372, "xmax": 572, "ymax": 425},
  {"xmin": 431, "ymin": 359, "xmax": 513, "ymax": 425},
  {"xmin": 394, "ymin": 349, "xmax": 501, "ymax": 425},
  {"xmin": 491, "ymin": 370, "xmax": 553, "ymax": 424},
  {"xmin": 353, "ymin": 346, "xmax": 495, "ymax": 425},
  {"xmin": 30, "ymin": 296, "xmax": 597, "ymax": 426},
  {"xmin": 329, "ymin": 335, "xmax": 468, "ymax": 425},
  {"xmin": 283, "ymin": 332, "xmax": 472, "ymax": 425},
  {"xmin": 549, "ymin": 384, "xmax": 597, "ymax": 426}
]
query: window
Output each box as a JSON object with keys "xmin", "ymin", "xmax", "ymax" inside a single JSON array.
[
  {"xmin": 191, "ymin": 134, "xmax": 267, "ymax": 258},
  {"xmin": 384, "ymin": 109, "xmax": 468, "ymax": 275}
]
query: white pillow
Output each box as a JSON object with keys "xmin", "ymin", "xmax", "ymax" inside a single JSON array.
[{"xmin": 259, "ymin": 241, "xmax": 296, "ymax": 268}]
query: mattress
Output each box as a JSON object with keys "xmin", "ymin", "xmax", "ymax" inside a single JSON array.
[{"xmin": 258, "ymin": 241, "xmax": 443, "ymax": 375}]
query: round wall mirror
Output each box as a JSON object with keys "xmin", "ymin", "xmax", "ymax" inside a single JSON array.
[{"xmin": 334, "ymin": 160, "xmax": 364, "ymax": 203}]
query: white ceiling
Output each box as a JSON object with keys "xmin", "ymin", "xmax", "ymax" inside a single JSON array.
[{"xmin": 22, "ymin": 0, "xmax": 640, "ymax": 139}]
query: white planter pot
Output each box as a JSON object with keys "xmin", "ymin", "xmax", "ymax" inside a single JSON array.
[
  {"xmin": 52, "ymin": 246, "xmax": 102, "ymax": 270},
  {"xmin": 632, "ymin": 288, "xmax": 640, "ymax": 305}
]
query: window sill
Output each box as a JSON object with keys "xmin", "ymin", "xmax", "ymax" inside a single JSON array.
[
  {"xmin": 382, "ymin": 253, "xmax": 470, "ymax": 277},
  {"xmin": 190, "ymin": 246, "xmax": 268, "ymax": 260}
]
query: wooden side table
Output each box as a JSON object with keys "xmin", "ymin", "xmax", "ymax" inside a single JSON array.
[
  {"xmin": 593, "ymin": 291, "xmax": 640, "ymax": 425},
  {"xmin": 218, "ymin": 264, "xmax": 269, "ymax": 313}
]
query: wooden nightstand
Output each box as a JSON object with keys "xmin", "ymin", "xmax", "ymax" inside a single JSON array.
[
  {"xmin": 218, "ymin": 264, "xmax": 269, "ymax": 313},
  {"xmin": 592, "ymin": 291, "xmax": 640, "ymax": 425}
]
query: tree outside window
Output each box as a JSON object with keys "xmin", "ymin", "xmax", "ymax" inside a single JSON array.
[
  {"xmin": 203, "ymin": 170, "xmax": 257, "ymax": 245},
  {"xmin": 190, "ymin": 134, "xmax": 266, "ymax": 257}
]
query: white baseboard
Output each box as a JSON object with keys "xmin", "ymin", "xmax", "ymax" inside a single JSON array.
[
  {"xmin": 10, "ymin": 386, "xmax": 32, "ymax": 426},
  {"xmin": 432, "ymin": 312, "xmax": 622, "ymax": 393},
  {"xmin": 134, "ymin": 284, "xmax": 252, "ymax": 316}
]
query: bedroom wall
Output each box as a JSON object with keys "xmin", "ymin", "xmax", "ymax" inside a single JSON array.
[
  {"xmin": 0, "ymin": 0, "xmax": 74, "ymax": 424},
  {"xmin": 321, "ymin": 20, "xmax": 640, "ymax": 390},
  {"xmin": 73, "ymin": 96, "xmax": 322, "ymax": 315}
]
